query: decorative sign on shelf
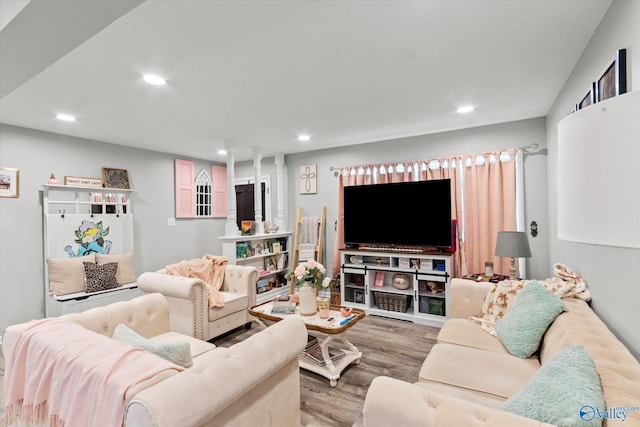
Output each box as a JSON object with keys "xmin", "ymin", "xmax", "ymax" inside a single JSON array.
[
  {"xmin": 102, "ymin": 167, "xmax": 130, "ymax": 189},
  {"xmin": 64, "ymin": 176, "xmax": 103, "ymax": 187}
]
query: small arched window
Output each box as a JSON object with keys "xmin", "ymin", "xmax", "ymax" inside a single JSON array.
[{"xmin": 195, "ymin": 170, "xmax": 212, "ymax": 217}]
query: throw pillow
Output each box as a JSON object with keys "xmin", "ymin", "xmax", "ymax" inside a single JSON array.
[
  {"xmin": 96, "ymin": 251, "xmax": 137, "ymax": 284},
  {"xmin": 469, "ymin": 279, "xmax": 526, "ymax": 336},
  {"xmin": 47, "ymin": 254, "xmax": 96, "ymax": 296},
  {"xmin": 112, "ymin": 324, "xmax": 193, "ymax": 368},
  {"xmin": 83, "ymin": 262, "xmax": 120, "ymax": 293},
  {"xmin": 500, "ymin": 345, "xmax": 604, "ymax": 427},
  {"xmin": 495, "ymin": 280, "xmax": 566, "ymax": 358}
]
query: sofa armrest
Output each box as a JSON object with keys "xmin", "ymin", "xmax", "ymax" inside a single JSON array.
[
  {"xmin": 125, "ymin": 317, "xmax": 307, "ymax": 427},
  {"xmin": 449, "ymin": 278, "xmax": 492, "ymax": 319},
  {"xmin": 137, "ymin": 272, "xmax": 209, "ymax": 340},
  {"xmin": 223, "ymin": 264, "xmax": 259, "ymax": 309},
  {"xmin": 362, "ymin": 376, "xmax": 553, "ymax": 427}
]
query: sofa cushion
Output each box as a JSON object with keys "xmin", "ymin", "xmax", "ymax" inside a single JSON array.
[
  {"xmin": 113, "ymin": 324, "xmax": 193, "ymax": 368},
  {"xmin": 495, "ymin": 281, "xmax": 566, "ymax": 358},
  {"xmin": 208, "ymin": 291, "xmax": 248, "ymax": 321},
  {"xmin": 437, "ymin": 318, "xmax": 510, "ymax": 354},
  {"xmin": 419, "ymin": 343, "xmax": 540, "ymax": 400},
  {"xmin": 415, "ymin": 381, "xmax": 506, "ymax": 409},
  {"xmin": 47, "ymin": 254, "xmax": 96, "ymax": 296},
  {"xmin": 500, "ymin": 345, "xmax": 604, "ymax": 427},
  {"xmin": 96, "ymin": 251, "xmax": 137, "ymax": 284},
  {"xmin": 84, "ymin": 261, "xmax": 120, "ymax": 293}
]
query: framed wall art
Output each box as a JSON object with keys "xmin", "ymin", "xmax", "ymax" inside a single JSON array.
[
  {"xmin": 575, "ymin": 83, "xmax": 596, "ymax": 111},
  {"xmin": 0, "ymin": 167, "xmax": 19, "ymax": 198},
  {"xmin": 102, "ymin": 167, "xmax": 130, "ymax": 189},
  {"xmin": 299, "ymin": 164, "xmax": 317, "ymax": 194},
  {"xmin": 596, "ymin": 48, "xmax": 627, "ymax": 103}
]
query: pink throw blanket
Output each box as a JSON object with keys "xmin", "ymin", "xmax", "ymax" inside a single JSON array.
[
  {"xmin": 166, "ymin": 254, "xmax": 228, "ymax": 308},
  {"xmin": 4, "ymin": 318, "xmax": 184, "ymax": 427}
]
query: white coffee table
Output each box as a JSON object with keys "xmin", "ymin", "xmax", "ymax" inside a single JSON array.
[{"xmin": 249, "ymin": 301, "xmax": 365, "ymax": 387}]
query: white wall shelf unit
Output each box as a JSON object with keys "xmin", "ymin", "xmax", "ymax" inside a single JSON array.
[
  {"xmin": 340, "ymin": 249, "xmax": 453, "ymax": 327},
  {"xmin": 43, "ymin": 184, "xmax": 134, "ymax": 216},
  {"xmin": 220, "ymin": 231, "xmax": 292, "ymax": 304}
]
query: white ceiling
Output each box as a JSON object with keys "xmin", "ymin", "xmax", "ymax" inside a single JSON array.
[{"xmin": 0, "ymin": 0, "xmax": 611, "ymax": 162}]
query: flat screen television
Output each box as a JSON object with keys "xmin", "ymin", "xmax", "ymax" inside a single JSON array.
[{"xmin": 343, "ymin": 179, "xmax": 452, "ymax": 250}]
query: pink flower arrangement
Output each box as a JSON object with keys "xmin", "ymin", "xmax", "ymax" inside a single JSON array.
[{"xmin": 286, "ymin": 259, "xmax": 332, "ymax": 289}]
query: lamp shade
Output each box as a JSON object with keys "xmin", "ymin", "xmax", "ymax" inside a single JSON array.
[{"xmin": 495, "ymin": 231, "xmax": 532, "ymax": 258}]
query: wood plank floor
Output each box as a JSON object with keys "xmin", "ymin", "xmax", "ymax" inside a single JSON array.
[
  {"xmin": 214, "ymin": 315, "xmax": 439, "ymax": 427},
  {"xmin": 0, "ymin": 315, "xmax": 439, "ymax": 427}
]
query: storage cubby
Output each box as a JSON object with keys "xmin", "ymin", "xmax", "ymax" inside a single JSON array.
[{"xmin": 340, "ymin": 249, "xmax": 452, "ymax": 327}]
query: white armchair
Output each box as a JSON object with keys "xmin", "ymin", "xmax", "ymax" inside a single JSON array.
[{"xmin": 137, "ymin": 264, "xmax": 259, "ymax": 341}]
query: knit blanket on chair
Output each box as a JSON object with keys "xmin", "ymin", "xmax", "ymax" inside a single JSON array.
[
  {"xmin": 166, "ymin": 254, "xmax": 228, "ymax": 307},
  {"xmin": 4, "ymin": 318, "xmax": 183, "ymax": 427}
]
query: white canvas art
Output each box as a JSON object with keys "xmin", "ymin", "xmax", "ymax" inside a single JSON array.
[{"xmin": 299, "ymin": 164, "xmax": 317, "ymax": 194}]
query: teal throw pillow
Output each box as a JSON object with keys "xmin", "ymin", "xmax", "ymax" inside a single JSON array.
[
  {"xmin": 495, "ymin": 280, "xmax": 566, "ymax": 358},
  {"xmin": 500, "ymin": 345, "xmax": 604, "ymax": 427},
  {"xmin": 112, "ymin": 324, "xmax": 193, "ymax": 368}
]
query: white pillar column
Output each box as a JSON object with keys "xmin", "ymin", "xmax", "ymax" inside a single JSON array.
[
  {"xmin": 253, "ymin": 150, "xmax": 264, "ymax": 234},
  {"xmin": 274, "ymin": 153, "xmax": 287, "ymax": 231},
  {"xmin": 225, "ymin": 150, "xmax": 240, "ymax": 236}
]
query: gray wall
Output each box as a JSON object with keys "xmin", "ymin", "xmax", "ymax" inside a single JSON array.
[
  {"xmin": 0, "ymin": 124, "xmax": 227, "ymax": 331},
  {"xmin": 546, "ymin": 0, "xmax": 640, "ymax": 359},
  {"xmin": 238, "ymin": 117, "xmax": 549, "ymax": 281}
]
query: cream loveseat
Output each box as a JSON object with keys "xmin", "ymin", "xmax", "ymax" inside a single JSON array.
[
  {"xmin": 3, "ymin": 293, "xmax": 307, "ymax": 427},
  {"xmin": 137, "ymin": 263, "xmax": 259, "ymax": 341},
  {"xmin": 359, "ymin": 278, "xmax": 640, "ymax": 427}
]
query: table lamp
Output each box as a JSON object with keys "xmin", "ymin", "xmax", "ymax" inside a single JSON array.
[{"xmin": 495, "ymin": 231, "xmax": 531, "ymax": 279}]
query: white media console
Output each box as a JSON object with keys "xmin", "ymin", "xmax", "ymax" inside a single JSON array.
[{"xmin": 340, "ymin": 249, "xmax": 453, "ymax": 327}]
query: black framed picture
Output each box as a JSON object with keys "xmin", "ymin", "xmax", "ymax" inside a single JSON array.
[
  {"xmin": 102, "ymin": 167, "xmax": 130, "ymax": 189},
  {"xmin": 596, "ymin": 48, "xmax": 627, "ymax": 102},
  {"xmin": 575, "ymin": 83, "xmax": 596, "ymax": 111}
]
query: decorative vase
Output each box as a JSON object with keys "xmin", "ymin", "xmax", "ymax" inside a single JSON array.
[
  {"xmin": 340, "ymin": 307, "xmax": 353, "ymax": 317},
  {"xmin": 392, "ymin": 273, "xmax": 411, "ymax": 290},
  {"xmin": 299, "ymin": 284, "xmax": 318, "ymax": 316},
  {"xmin": 317, "ymin": 297, "xmax": 330, "ymax": 319}
]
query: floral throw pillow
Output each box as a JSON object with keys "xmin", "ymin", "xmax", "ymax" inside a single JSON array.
[
  {"xmin": 84, "ymin": 262, "xmax": 120, "ymax": 293},
  {"xmin": 469, "ymin": 279, "xmax": 526, "ymax": 336}
]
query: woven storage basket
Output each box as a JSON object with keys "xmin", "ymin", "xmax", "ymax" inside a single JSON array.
[{"xmin": 373, "ymin": 291, "xmax": 411, "ymax": 313}]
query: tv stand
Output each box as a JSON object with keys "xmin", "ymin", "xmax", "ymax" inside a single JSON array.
[{"xmin": 340, "ymin": 249, "xmax": 453, "ymax": 327}]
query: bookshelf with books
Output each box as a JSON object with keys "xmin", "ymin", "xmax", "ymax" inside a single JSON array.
[{"xmin": 221, "ymin": 231, "xmax": 291, "ymax": 303}]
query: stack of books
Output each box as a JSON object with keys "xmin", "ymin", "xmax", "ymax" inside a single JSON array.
[
  {"xmin": 271, "ymin": 295, "xmax": 296, "ymax": 314},
  {"xmin": 301, "ymin": 337, "xmax": 345, "ymax": 366}
]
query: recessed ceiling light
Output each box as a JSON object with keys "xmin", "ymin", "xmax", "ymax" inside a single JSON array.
[
  {"xmin": 56, "ymin": 114, "xmax": 76, "ymax": 122},
  {"xmin": 143, "ymin": 74, "xmax": 166, "ymax": 86},
  {"xmin": 457, "ymin": 105, "xmax": 474, "ymax": 114},
  {"xmin": 217, "ymin": 149, "xmax": 227, "ymax": 155},
  {"xmin": 298, "ymin": 134, "xmax": 311, "ymax": 142}
]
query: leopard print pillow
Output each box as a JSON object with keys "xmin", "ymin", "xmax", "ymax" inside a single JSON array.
[{"xmin": 83, "ymin": 262, "xmax": 120, "ymax": 293}]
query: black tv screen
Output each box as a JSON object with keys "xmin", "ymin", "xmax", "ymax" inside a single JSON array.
[{"xmin": 343, "ymin": 179, "xmax": 452, "ymax": 249}]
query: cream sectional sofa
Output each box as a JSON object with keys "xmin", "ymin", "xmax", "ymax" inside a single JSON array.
[
  {"xmin": 3, "ymin": 293, "xmax": 307, "ymax": 427},
  {"xmin": 137, "ymin": 264, "xmax": 259, "ymax": 341},
  {"xmin": 360, "ymin": 278, "xmax": 640, "ymax": 427}
]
